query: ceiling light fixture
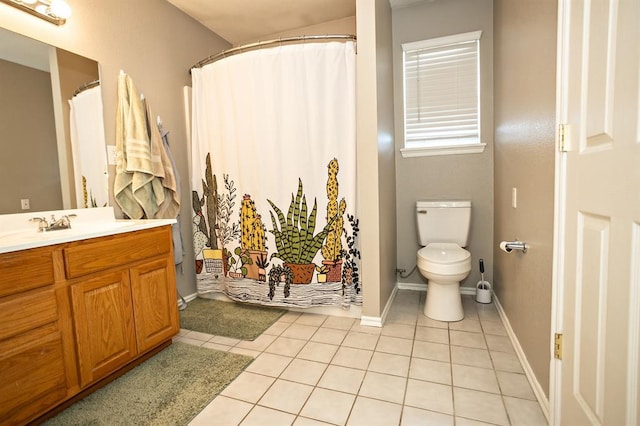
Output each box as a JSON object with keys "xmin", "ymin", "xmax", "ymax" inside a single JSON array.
[{"xmin": 0, "ymin": 0, "xmax": 72, "ymax": 25}]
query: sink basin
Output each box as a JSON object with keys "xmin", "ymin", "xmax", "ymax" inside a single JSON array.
[
  {"xmin": 0, "ymin": 207, "xmax": 176, "ymax": 254},
  {"xmin": 0, "ymin": 221, "xmax": 138, "ymax": 253}
]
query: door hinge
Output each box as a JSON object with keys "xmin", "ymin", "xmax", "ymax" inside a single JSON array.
[
  {"xmin": 559, "ymin": 124, "xmax": 569, "ymax": 152},
  {"xmin": 554, "ymin": 333, "xmax": 563, "ymax": 360}
]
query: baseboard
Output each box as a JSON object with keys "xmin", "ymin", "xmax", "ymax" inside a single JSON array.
[
  {"xmin": 460, "ymin": 286, "xmax": 476, "ymax": 296},
  {"xmin": 360, "ymin": 285, "xmax": 399, "ymax": 327},
  {"xmin": 182, "ymin": 292, "xmax": 198, "ymax": 303},
  {"xmin": 493, "ymin": 292, "xmax": 550, "ymax": 421},
  {"xmin": 397, "ymin": 282, "xmax": 477, "ymax": 297},
  {"xmin": 397, "ymin": 282, "xmax": 426, "ymax": 291}
]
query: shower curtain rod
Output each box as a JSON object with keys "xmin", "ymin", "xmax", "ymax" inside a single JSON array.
[
  {"xmin": 190, "ymin": 34, "xmax": 356, "ymax": 71},
  {"xmin": 72, "ymin": 79, "xmax": 100, "ymax": 97}
]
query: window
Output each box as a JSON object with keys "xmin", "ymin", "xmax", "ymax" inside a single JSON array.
[{"xmin": 401, "ymin": 31, "xmax": 485, "ymax": 157}]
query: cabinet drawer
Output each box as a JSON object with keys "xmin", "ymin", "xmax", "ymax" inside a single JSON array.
[
  {"xmin": 0, "ymin": 288, "xmax": 58, "ymax": 341},
  {"xmin": 0, "ymin": 325, "xmax": 67, "ymax": 425},
  {"xmin": 0, "ymin": 246, "xmax": 55, "ymax": 298},
  {"xmin": 63, "ymin": 227, "xmax": 171, "ymax": 279}
]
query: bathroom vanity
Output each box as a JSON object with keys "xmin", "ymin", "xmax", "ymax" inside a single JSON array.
[{"xmin": 0, "ymin": 209, "xmax": 179, "ymax": 424}]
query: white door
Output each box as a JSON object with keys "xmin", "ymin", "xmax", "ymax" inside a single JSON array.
[{"xmin": 553, "ymin": 0, "xmax": 640, "ymax": 424}]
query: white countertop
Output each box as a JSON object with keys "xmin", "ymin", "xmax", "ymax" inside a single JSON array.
[{"xmin": 0, "ymin": 207, "xmax": 176, "ymax": 254}]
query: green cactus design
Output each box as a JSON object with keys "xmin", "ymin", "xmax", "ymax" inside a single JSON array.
[
  {"xmin": 202, "ymin": 153, "xmax": 218, "ymax": 249},
  {"xmin": 268, "ymin": 178, "xmax": 335, "ymax": 264},
  {"xmin": 240, "ymin": 194, "xmax": 266, "ymax": 251},
  {"xmin": 321, "ymin": 158, "xmax": 346, "ymax": 262}
]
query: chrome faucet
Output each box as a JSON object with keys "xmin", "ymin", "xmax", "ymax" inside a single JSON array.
[{"xmin": 30, "ymin": 214, "xmax": 77, "ymax": 232}]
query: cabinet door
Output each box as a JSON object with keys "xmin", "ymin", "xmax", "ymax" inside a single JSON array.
[
  {"xmin": 130, "ymin": 258, "xmax": 179, "ymax": 353},
  {"xmin": 71, "ymin": 270, "xmax": 137, "ymax": 387}
]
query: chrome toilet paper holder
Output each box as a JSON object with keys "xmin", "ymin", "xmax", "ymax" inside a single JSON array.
[{"xmin": 500, "ymin": 240, "xmax": 528, "ymax": 253}]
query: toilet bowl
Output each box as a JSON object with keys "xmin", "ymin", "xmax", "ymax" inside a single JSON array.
[{"xmin": 417, "ymin": 242, "xmax": 471, "ymax": 321}]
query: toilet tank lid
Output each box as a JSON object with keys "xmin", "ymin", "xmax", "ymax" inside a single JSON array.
[{"xmin": 416, "ymin": 200, "xmax": 471, "ymax": 208}]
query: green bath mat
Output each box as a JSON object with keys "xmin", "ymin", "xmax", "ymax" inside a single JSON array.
[
  {"xmin": 46, "ymin": 342, "xmax": 253, "ymax": 426},
  {"xmin": 180, "ymin": 297, "xmax": 286, "ymax": 340}
]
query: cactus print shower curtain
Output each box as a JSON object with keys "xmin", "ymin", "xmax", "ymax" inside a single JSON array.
[{"xmin": 190, "ymin": 41, "xmax": 360, "ymax": 308}]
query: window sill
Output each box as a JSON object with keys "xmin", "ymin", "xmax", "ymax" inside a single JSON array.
[{"xmin": 400, "ymin": 143, "xmax": 487, "ymax": 158}]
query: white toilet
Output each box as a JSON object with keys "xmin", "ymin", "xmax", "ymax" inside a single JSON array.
[{"xmin": 416, "ymin": 200, "xmax": 472, "ymax": 322}]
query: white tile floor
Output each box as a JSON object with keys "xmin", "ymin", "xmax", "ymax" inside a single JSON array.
[{"xmin": 177, "ymin": 290, "xmax": 548, "ymax": 425}]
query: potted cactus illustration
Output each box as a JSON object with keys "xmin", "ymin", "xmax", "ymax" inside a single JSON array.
[
  {"xmin": 227, "ymin": 246, "xmax": 252, "ymax": 278},
  {"xmin": 342, "ymin": 214, "xmax": 361, "ymax": 293},
  {"xmin": 316, "ymin": 264, "xmax": 329, "ymax": 283},
  {"xmin": 201, "ymin": 153, "xmax": 223, "ymax": 275},
  {"xmin": 321, "ymin": 158, "xmax": 346, "ymax": 282},
  {"xmin": 268, "ymin": 264, "xmax": 293, "ymax": 300},
  {"xmin": 240, "ymin": 194, "xmax": 268, "ymax": 281},
  {"xmin": 268, "ymin": 178, "xmax": 335, "ymax": 284},
  {"xmin": 255, "ymin": 252, "xmax": 270, "ymax": 282}
]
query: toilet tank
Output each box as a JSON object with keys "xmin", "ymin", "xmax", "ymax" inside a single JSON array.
[{"xmin": 416, "ymin": 200, "xmax": 471, "ymax": 247}]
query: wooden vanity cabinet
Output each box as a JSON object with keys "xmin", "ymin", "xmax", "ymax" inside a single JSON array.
[
  {"xmin": 66, "ymin": 226, "xmax": 179, "ymax": 387},
  {"xmin": 0, "ymin": 225, "xmax": 179, "ymax": 424}
]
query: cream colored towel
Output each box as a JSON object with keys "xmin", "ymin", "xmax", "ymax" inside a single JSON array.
[
  {"xmin": 143, "ymin": 99, "xmax": 180, "ymax": 219},
  {"xmin": 114, "ymin": 73, "xmax": 164, "ymax": 218}
]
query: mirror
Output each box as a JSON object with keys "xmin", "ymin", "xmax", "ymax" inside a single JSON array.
[{"xmin": 0, "ymin": 27, "xmax": 107, "ymax": 215}]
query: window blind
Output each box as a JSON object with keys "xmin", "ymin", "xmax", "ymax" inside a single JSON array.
[{"xmin": 403, "ymin": 32, "xmax": 481, "ymax": 150}]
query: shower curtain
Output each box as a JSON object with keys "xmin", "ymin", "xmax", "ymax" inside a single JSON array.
[
  {"xmin": 69, "ymin": 85, "xmax": 108, "ymax": 208},
  {"xmin": 190, "ymin": 41, "xmax": 360, "ymax": 308}
]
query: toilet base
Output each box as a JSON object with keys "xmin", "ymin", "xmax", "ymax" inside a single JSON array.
[{"xmin": 424, "ymin": 281, "xmax": 464, "ymax": 322}]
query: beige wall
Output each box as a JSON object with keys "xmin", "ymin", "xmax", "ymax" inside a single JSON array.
[
  {"xmin": 494, "ymin": 0, "xmax": 557, "ymax": 396},
  {"xmin": 357, "ymin": 0, "xmax": 397, "ymax": 318},
  {"xmin": 0, "ymin": 0, "xmax": 230, "ymax": 296},
  {"xmin": 242, "ymin": 16, "xmax": 356, "ymax": 47},
  {"xmin": 0, "ymin": 59, "xmax": 62, "ymax": 214},
  {"xmin": 392, "ymin": 0, "xmax": 495, "ymax": 290}
]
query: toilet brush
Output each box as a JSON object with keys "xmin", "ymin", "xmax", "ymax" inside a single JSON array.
[{"xmin": 475, "ymin": 258, "xmax": 492, "ymax": 303}]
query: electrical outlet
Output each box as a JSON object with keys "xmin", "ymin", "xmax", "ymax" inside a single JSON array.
[
  {"xmin": 21, "ymin": 199, "xmax": 30, "ymax": 210},
  {"xmin": 107, "ymin": 145, "xmax": 117, "ymax": 165}
]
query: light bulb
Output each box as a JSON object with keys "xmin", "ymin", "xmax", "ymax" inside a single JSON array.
[{"xmin": 49, "ymin": 0, "xmax": 71, "ymax": 19}]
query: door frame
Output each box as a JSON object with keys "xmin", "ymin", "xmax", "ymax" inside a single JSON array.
[{"xmin": 549, "ymin": 0, "xmax": 570, "ymax": 424}]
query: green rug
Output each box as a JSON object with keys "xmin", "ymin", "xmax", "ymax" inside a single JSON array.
[
  {"xmin": 46, "ymin": 343, "xmax": 252, "ymax": 426},
  {"xmin": 180, "ymin": 297, "xmax": 286, "ymax": 340}
]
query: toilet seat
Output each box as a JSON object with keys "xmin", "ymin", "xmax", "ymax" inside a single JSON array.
[
  {"xmin": 417, "ymin": 243, "xmax": 471, "ymax": 275},
  {"xmin": 418, "ymin": 243, "xmax": 470, "ymax": 263}
]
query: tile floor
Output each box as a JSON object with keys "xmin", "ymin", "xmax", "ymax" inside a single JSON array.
[{"xmin": 176, "ymin": 290, "xmax": 548, "ymax": 425}]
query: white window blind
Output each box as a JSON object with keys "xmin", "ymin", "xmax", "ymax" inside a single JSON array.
[{"xmin": 402, "ymin": 31, "xmax": 482, "ymax": 155}]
